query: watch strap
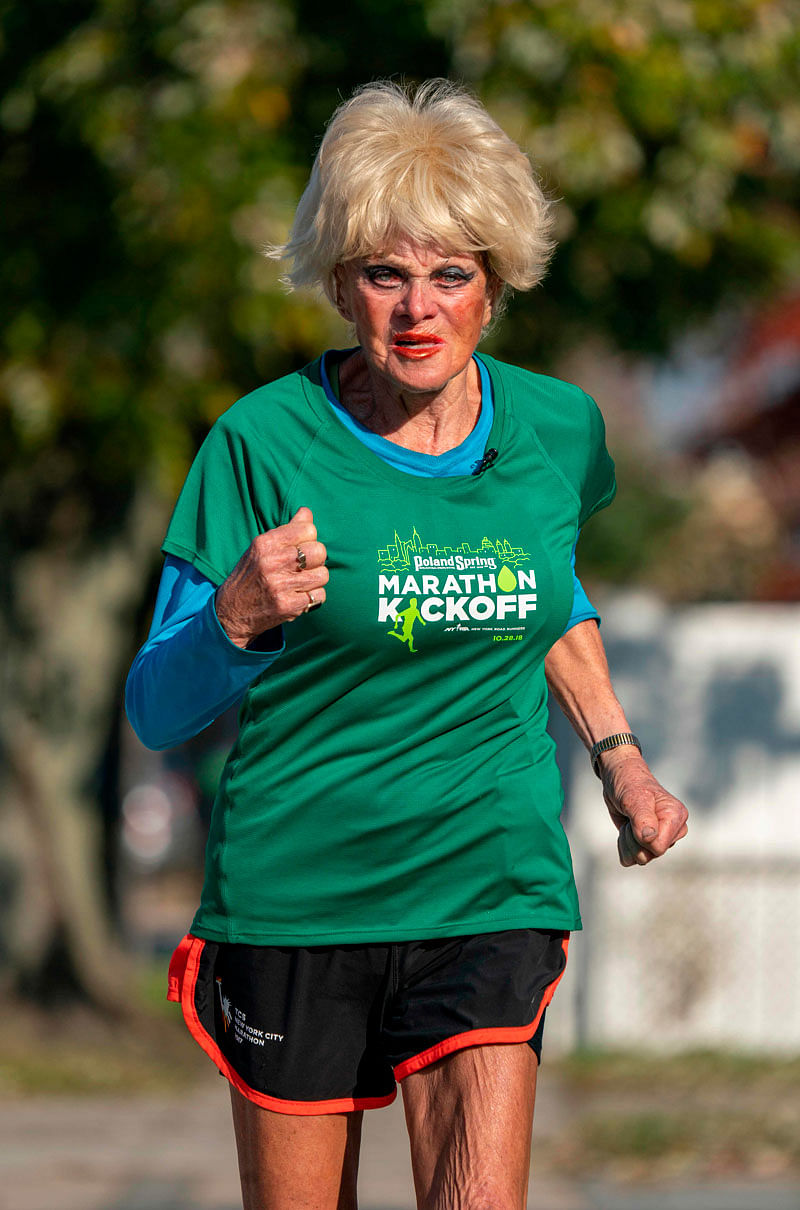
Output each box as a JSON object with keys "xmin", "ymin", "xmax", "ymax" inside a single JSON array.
[{"xmin": 590, "ymin": 732, "xmax": 642, "ymax": 778}]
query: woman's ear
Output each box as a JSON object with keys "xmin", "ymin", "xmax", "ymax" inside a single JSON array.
[
  {"xmin": 333, "ymin": 266, "xmax": 352, "ymax": 321},
  {"xmin": 483, "ymin": 272, "xmax": 505, "ymax": 329}
]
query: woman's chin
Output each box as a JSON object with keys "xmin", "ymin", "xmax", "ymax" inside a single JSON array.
[{"xmin": 380, "ymin": 351, "xmax": 461, "ymax": 396}]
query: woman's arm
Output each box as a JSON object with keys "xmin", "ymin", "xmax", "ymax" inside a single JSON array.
[
  {"xmin": 126, "ymin": 508, "xmax": 328, "ymax": 750},
  {"xmin": 125, "ymin": 556, "xmax": 285, "ymax": 750},
  {"xmin": 563, "ymin": 532, "xmax": 599, "ymax": 634},
  {"xmin": 545, "ymin": 619, "xmax": 688, "ymax": 866}
]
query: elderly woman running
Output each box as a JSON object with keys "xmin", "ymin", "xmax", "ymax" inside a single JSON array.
[{"xmin": 127, "ymin": 79, "xmax": 688, "ymax": 1210}]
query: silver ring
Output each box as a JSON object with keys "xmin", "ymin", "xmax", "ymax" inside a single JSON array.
[
  {"xmin": 296, "ymin": 547, "xmax": 307, "ymax": 571},
  {"xmin": 307, "ymin": 591, "xmax": 316, "ymax": 606}
]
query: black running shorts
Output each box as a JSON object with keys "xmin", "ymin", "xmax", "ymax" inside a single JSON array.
[{"xmin": 168, "ymin": 927, "xmax": 569, "ymax": 1115}]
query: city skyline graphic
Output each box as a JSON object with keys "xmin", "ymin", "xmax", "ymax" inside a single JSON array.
[{"xmin": 377, "ymin": 526, "xmax": 532, "ymax": 573}]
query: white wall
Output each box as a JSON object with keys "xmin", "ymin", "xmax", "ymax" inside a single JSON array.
[{"xmin": 547, "ymin": 596, "xmax": 800, "ymax": 1054}]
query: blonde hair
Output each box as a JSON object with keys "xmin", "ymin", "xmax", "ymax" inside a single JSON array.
[{"xmin": 272, "ymin": 79, "xmax": 556, "ymax": 305}]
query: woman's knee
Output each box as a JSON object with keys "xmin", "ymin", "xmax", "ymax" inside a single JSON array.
[{"xmin": 420, "ymin": 1173, "xmax": 526, "ymax": 1210}]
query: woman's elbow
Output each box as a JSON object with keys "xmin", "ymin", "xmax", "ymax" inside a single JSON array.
[{"xmin": 124, "ymin": 662, "xmax": 177, "ymax": 751}]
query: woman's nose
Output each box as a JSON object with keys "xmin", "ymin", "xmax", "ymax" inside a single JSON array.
[{"xmin": 397, "ymin": 277, "xmax": 437, "ymax": 322}]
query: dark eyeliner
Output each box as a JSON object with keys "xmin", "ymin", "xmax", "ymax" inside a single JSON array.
[
  {"xmin": 438, "ymin": 268, "xmax": 475, "ymax": 284},
  {"xmin": 364, "ymin": 264, "xmax": 402, "ymax": 284}
]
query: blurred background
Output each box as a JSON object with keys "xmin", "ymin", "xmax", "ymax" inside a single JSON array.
[{"xmin": 2, "ymin": 1, "xmax": 799, "ymax": 1207}]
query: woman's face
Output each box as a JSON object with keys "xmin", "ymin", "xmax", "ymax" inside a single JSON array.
[{"xmin": 334, "ymin": 239, "xmax": 495, "ymax": 399}]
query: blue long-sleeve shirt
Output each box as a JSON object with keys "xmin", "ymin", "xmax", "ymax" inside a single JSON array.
[{"xmin": 126, "ymin": 355, "xmax": 599, "ymax": 750}]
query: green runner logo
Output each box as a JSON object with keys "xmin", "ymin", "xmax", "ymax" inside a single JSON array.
[{"xmin": 388, "ymin": 597, "xmax": 426, "ymax": 653}]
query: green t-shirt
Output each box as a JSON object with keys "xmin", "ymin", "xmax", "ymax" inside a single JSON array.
[{"xmin": 163, "ymin": 352, "xmax": 616, "ymax": 945}]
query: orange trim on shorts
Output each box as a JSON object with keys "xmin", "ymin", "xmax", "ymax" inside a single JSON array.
[
  {"xmin": 393, "ymin": 933, "xmax": 570, "ymax": 1081},
  {"xmin": 167, "ymin": 933, "xmax": 397, "ymax": 1117}
]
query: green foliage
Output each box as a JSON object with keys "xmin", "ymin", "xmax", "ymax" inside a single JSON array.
[
  {"xmin": 1, "ymin": 0, "xmax": 341, "ymax": 554},
  {"xmin": 572, "ymin": 452, "xmax": 690, "ymax": 583},
  {"xmin": 559, "ymin": 1046, "xmax": 800, "ymax": 1092},
  {"xmin": 551, "ymin": 1049, "xmax": 800, "ymax": 1182},
  {"xmin": 432, "ymin": 0, "xmax": 800, "ymax": 362},
  {"xmin": 2, "ymin": 0, "xmax": 798, "ymax": 570},
  {"xmin": 0, "ymin": 999, "xmax": 206, "ymax": 1094},
  {"xmin": 570, "ymin": 1106, "xmax": 800, "ymax": 1178},
  {"xmin": 581, "ymin": 1110, "xmax": 697, "ymax": 1159}
]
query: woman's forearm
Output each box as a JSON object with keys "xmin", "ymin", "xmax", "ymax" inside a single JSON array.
[
  {"xmin": 545, "ymin": 619, "xmax": 632, "ymax": 758},
  {"xmin": 125, "ymin": 562, "xmax": 283, "ymax": 751},
  {"xmin": 546, "ymin": 618, "xmax": 689, "ymax": 866}
]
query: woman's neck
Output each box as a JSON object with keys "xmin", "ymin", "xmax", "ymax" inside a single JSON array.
[{"xmin": 336, "ymin": 351, "xmax": 482, "ymax": 455}]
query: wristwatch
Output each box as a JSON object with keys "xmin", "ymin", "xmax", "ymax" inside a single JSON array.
[{"xmin": 590, "ymin": 732, "xmax": 642, "ymax": 778}]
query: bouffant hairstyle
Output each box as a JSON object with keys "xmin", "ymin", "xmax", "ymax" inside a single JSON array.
[{"xmin": 273, "ymin": 79, "xmax": 555, "ymax": 306}]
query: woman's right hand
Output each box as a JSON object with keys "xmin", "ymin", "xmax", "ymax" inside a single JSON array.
[{"xmin": 214, "ymin": 507, "xmax": 328, "ymax": 648}]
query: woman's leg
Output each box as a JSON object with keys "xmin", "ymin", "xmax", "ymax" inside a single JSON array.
[
  {"xmin": 401, "ymin": 1043, "xmax": 538, "ymax": 1210},
  {"xmin": 230, "ymin": 1086, "xmax": 364, "ymax": 1210}
]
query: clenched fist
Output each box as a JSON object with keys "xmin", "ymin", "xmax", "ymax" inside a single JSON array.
[
  {"xmin": 599, "ymin": 748, "xmax": 689, "ymax": 868},
  {"xmin": 215, "ymin": 507, "xmax": 328, "ymax": 649}
]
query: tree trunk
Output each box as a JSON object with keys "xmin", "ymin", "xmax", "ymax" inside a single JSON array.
[{"xmin": 0, "ymin": 485, "xmax": 167, "ymax": 1015}]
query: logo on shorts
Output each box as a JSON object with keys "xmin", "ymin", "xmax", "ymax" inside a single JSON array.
[
  {"xmin": 215, "ymin": 977, "xmax": 284, "ymax": 1046},
  {"xmin": 216, "ymin": 977, "xmax": 232, "ymax": 1031}
]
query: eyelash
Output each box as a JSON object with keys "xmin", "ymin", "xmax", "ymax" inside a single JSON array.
[{"xmin": 364, "ymin": 267, "xmax": 473, "ymax": 288}]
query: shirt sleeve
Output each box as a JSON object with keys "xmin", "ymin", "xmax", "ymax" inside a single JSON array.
[
  {"xmin": 562, "ymin": 532, "xmax": 600, "ymax": 636},
  {"xmin": 578, "ymin": 390, "xmax": 617, "ymax": 527},
  {"xmin": 125, "ymin": 555, "xmax": 284, "ymax": 751},
  {"xmin": 161, "ymin": 411, "xmax": 281, "ymax": 584}
]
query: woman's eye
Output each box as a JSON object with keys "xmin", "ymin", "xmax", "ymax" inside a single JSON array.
[
  {"xmin": 437, "ymin": 269, "xmax": 472, "ymax": 286},
  {"xmin": 365, "ymin": 266, "xmax": 401, "ymax": 286},
  {"xmin": 362, "ymin": 265, "xmax": 475, "ymax": 288}
]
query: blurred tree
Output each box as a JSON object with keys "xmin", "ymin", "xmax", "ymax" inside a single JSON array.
[
  {"xmin": 436, "ymin": 0, "xmax": 800, "ymax": 361},
  {"xmin": 290, "ymin": 0, "xmax": 449, "ymax": 158},
  {"xmin": 0, "ymin": 0, "xmax": 357, "ymax": 1011},
  {"xmin": 2, "ymin": 0, "xmax": 799, "ymax": 1009},
  {"xmin": 448, "ymin": 0, "xmax": 800, "ymax": 593}
]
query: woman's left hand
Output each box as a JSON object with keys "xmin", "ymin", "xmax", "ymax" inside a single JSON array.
[{"xmin": 599, "ymin": 749, "xmax": 689, "ymax": 867}]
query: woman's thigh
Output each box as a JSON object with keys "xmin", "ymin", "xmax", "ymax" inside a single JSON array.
[
  {"xmin": 229, "ymin": 1086, "xmax": 363, "ymax": 1210},
  {"xmin": 401, "ymin": 1042, "xmax": 539, "ymax": 1210}
]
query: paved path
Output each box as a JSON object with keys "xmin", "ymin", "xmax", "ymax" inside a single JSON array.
[{"xmin": 3, "ymin": 1069, "xmax": 798, "ymax": 1210}]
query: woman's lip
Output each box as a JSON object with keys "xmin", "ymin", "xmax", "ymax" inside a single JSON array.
[
  {"xmin": 389, "ymin": 333, "xmax": 445, "ymax": 358},
  {"xmin": 390, "ymin": 332, "xmax": 445, "ymax": 345},
  {"xmin": 390, "ymin": 344, "xmax": 443, "ymax": 359}
]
